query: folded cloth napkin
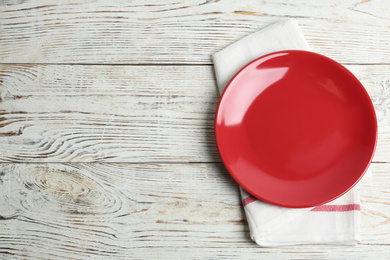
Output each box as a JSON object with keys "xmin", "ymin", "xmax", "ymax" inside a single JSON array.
[{"xmin": 212, "ymin": 19, "xmax": 365, "ymax": 246}]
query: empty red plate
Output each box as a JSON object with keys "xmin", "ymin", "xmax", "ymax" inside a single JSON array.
[{"xmin": 215, "ymin": 50, "xmax": 377, "ymax": 208}]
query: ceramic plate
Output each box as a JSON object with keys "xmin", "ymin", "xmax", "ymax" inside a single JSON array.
[{"xmin": 215, "ymin": 50, "xmax": 377, "ymax": 208}]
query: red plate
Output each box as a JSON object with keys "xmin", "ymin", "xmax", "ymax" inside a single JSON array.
[{"xmin": 215, "ymin": 50, "xmax": 377, "ymax": 208}]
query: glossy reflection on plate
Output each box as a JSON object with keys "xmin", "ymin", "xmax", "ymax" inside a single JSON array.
[{"xmin": 215, "ymin": 50, "xmax": 377, "ymax": 208}]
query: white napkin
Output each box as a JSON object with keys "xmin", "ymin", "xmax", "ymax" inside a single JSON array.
[{"xmin": 212, "ymin": 19, "xmax": 363, "ymax": 246}]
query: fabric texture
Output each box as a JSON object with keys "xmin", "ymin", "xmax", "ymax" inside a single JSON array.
[{"xmin": 212, "ymin": 19, "xmax": 365, "ymax": 246}]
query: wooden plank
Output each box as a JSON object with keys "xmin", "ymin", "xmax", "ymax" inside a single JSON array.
[
  {"xmin": 0, "ymin": 64, "xmax": 388, "ymax": 163},
  {"xmin": 0, "ymin": 162, "xmax": 389, "ymax": 259},
  {"xmin": 1, "ymin": 0, "xmax": 390, "ymax": 64},
  {"xmin": 0, "ymin": 64, "xmax": 220, "ymax": 162}
]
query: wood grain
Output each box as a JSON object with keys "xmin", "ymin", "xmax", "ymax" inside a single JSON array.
[
  {"xmin": 0, "ymin": 65, "xmax": 219, "ymax": 162},
  {"xmin": 1, "ymin": 0, "xmax": 390, "ymax": 64},
  {"xmin": 0, "ymin": 64, "xmax": 389, "ymax": 163},
  {"xmin": 0, "ymin": 162, "xmax": 389, "ymax": 259},
  {"xmin": 1, "ymin": 0, "xmax": 389, "ymax": 259}
]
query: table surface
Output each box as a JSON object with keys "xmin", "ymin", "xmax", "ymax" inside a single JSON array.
[{"xmin": 1, "ymin": 0, "xmax": 390, "ymax": 259}]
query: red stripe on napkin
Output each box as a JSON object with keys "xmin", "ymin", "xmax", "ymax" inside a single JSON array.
[
  {"xmin": 242, "ymin": 195, "xmax": 257, "ymax": 206},
  {"xmin": 311, "ymin": 204, "xmax": 360, "ymax": 212},
  {"xmin": 243, "ymin": 196, "xmax": 360, "ymax": 212}
]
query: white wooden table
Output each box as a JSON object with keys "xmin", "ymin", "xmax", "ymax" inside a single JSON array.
[{"xmin": 1, "ymin": 1, "xmax": 390, "ymax": 259}]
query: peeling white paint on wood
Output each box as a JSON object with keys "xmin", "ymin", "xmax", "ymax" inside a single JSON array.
[
  {"xmin": 0, "ymin": 163, "xmax": 389, "ymax": 259},
  {"xmin": 0, "ymin": 0, "xmax": 390, "ymax": 64},
  {"xmin": 0, "ymin": 65, "xmax": 389, "ymax": 163},
  {"xmin": 1, "ymin": 0, "xmax": 390, "ymax": 258}
]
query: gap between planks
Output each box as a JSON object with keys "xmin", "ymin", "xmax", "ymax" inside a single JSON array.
[
  {"xmin": 1, "ymin": 63, "xmax": 390, "ymax": 66},
  {"xmin": 0, "ymin": 162, "xmax": 386, "ymax": 165},
  {"xmin": 0, "ymin": 63, "xmax": 214, "ymax": 66},
  {"xmin": 0, "ymin": 161, "xmax": 221, "ymax": 164}
]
